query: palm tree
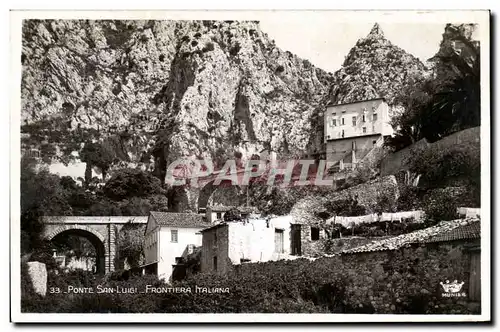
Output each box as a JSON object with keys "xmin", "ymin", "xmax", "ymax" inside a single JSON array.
[{"xmin": 424, "ymin": 25, "xmax": 480, "ymax": 142}]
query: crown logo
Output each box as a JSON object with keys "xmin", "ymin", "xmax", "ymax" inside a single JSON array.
[{"xmin": 440, "ymin": 280, "xmax": 465, "ymax": 293}]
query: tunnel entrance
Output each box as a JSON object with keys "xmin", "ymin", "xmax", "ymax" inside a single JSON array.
[{"xmin": 50, "ymin": 229, "xmax": 106, "ymax": 275}]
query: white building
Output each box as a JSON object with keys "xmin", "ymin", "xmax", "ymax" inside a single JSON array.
[
  {"xmin": 200, "ymin": 216, "xmax": 294, "ymax": 274},
  {"xmin": 142, "ymin": 211, "xmax": 210, "ymax": 282},
  {"xmin": 324, "ymin": 98, "xmax": 394, "ymax": 169}
]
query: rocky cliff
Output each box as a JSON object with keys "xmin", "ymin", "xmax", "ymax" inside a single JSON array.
[
  {"xmin": 21, "ymin": 19, "xmax": 333, "ymax": 179},
  {"xmin": 307, "ymin": 24, "xmax": 430, "ymax": 152},
  {"xmin": 22, "ymin": 21, "xmax": 437, "ymax": 182},
  {"xmin": 329, "ymin": 24, "xmax": 429, "ymax": 105}
]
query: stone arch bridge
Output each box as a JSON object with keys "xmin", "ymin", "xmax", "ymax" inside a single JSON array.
[{"xmin": 41, "ymin": 216, "xmax": 148, "ymax": 274}]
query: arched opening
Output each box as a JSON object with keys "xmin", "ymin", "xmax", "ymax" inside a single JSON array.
[
  {"xmin": 50, "ymin": 229, "xmax": 106, "ymax": 275},
  {"xmin": 198, "ymin": 180, "xmax": 246, "ymax": 210}
]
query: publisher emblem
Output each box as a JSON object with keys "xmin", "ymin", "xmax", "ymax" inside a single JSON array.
[{"xmin": 440, "ymin": 280, "xmax": 467, "ymax": 297}]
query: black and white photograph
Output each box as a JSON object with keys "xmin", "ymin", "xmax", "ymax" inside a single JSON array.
[{"xmin": 9, "ymin": 9, "xmax": 490, "ymax": 323}]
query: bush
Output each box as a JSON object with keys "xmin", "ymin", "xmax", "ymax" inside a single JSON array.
[
  {"xmin": 229, "ymin": 43, "xmax": 241, "ymax": 56},
  {"xmin": 202, "ymin": 42, "xmax": 215, "ymax": 52},
  {"xmin": 423, "ymin": 189, "xmax": 459, "ymax": 222}
]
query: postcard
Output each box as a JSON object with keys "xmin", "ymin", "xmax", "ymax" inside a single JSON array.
[{"xmin": 10, "ymin": 9, "xmax": 490, "ymax": 323}]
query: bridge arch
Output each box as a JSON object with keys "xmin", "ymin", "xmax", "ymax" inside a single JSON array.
[
  {"xmin": 197, "ymin": 180, "xmax": 246, "ymax": 210},
  {"xmin": 45, "ymin": 225, "xmax": 106, "ymax": 274}
]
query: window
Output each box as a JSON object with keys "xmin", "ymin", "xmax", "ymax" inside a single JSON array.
[
  {"xmin": 213, "ymin": 256, "xmax": 218, "ymax": 271},
  {"xmin": 331, "ymin": 118, "xmax": 336, "ymax": 127},
  {"xmin": 216, "ymin": 212, "xmax": 222, "ymax": 219},
  {"xmin": 362, "ymin": 114, "xmax": 366, "ymax": 122},
  {"xmin": 341, "ymin": 118, "xmax": 345, "ymax": 125},
  {"xmin": 171, "ymin": 230, "xmax": 178, "ymax": 243},
  {"xmin": 373, "ymin": 140, "xmax": 377, "ymax": 145},
  {"xmin": 311, "ymin": 227, "xmax": 320, "ymax": 241},
  {"xmin": 363, "ymin": 127, "xmax": 367, "ymax": 133},
  {"xmin": 352, "ymin": 116, "xmax": 356, "ymax": 126},
  {"xmin": 373, "ymin": 113, "xmax": 378, "ymax": 121},
  {"xmin": 341, "ymin": 130, "xmax": 345, "ymax": 138},
  {"xmin": 274, "ymin": 229, "xmax": 284, "ymax": 253}
]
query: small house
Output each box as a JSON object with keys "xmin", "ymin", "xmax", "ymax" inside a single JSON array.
[
  {"xmin": 200, "ymin": 216, "xmax": 293, "ymax": 274},
  {"xmin": 142, "ymin": 211, "xmax": 210, "ymax": 282}
]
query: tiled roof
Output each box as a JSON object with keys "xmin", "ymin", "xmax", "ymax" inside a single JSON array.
[
  {"xmin": 208, "ymin": 205, "xmax": 258, "ymax": 214},
  {"xmin": 150, "ymin": 211, "xmax": 209, "ymax": 228},
  {"xmin": 419, "ymin": 220, "xmax": 480, "ymax": 243},
  {"xmin": 342, "ymin": 218, "xmax": 480, "ymax": 254}
]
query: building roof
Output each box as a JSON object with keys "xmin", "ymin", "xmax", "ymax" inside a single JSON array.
[
  {"xmin": 342, "ymin": 218, "xmax": 480, "ymax": 254},
  {"xmin": 149, "ymin": 211, "xmax": 209, "ymax": 228},
  {"xmin": 418, "ymin": 220, "xmax": 480, "ymax": 243},
  {"xmin": 208, "ymin": 205, "xmax": 258, "ymax": 214},
  {"xmin": 326, "ymin": 97, "xmax": 386, "ymax": 108},
  {"xmin": 200, "ymin": 222, "xmax": 229, "ymax": 233}
]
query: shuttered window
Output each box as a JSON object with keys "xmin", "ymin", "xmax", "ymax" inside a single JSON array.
[
  {"xmin": 171, "ymin": 230, "xmax": 178, "ymax": 243},
  {"xmin": 274, "ymin": 229, "xmax": 284, "ymax": 253}
]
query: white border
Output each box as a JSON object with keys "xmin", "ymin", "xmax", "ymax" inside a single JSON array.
[{"xmin": 9, "ymin": 9, "xmax": 491, "ymax": 323}]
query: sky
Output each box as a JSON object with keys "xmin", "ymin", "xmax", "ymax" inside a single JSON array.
[{"xmin": 259, "ymin": 21, "xmax": 447, "ymax": 73}]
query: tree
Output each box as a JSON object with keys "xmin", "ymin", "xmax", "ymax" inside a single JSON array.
[
  {"xmin": 21, "ymin": 156, "xmax": 73, "ymax": 252},
  {"xmin": 388, "ymin": 24, "xmax": 480, "ymax": 151},
  {"xmin": 407, "ymin": 142, "xmax": 480, "ymax": 190},
  {"xmin": 117, "ymin": 222, "xmax": 145, "ymax": 268},
  {"xmin": 387, "ymin": 76, "xmax": 435, "ymax": 151},
  {"xmin": 103, "ymin": 168, "xmax": 166, "ymax": 201},
  {"xmin": 425, "ymin": 33, "xmax": 480, "ymax": 142},
  {"xmin": 119, "ymin": 197, "xmax": 153, "ymax": 216},
  {"xmin": 80, "ymin": 141, "xmax": 115, "ymax": 183}
]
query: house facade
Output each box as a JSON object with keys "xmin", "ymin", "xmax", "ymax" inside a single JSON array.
[
  {"xmin": 200, "ymin": 216, "xmax": 294, "ymax": 274},
  {"xmin": 142, "ymin": 211, "xmax": 210, "ymax": 282},
  {"xmin": 324, "ymin": 98, "xmax": 393, "ymax": 169}
]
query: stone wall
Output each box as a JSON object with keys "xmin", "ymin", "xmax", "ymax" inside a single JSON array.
[
  {"xmin": 237, "ymin": 238, "xmax": 481, "ymax": 314},
  {"xmin": 336, "ymin": 239, "xmax": 480, "ymax": 313},
  {"xmin": 201, "ymin": 224, "xmax": 231, "ymax": 275},
  {"xmin": 300, "ymin": 224, "xmax": 327, "ymax": 257},
  {"xmin": 26, "ymin": 262, "xmax": 47, "ymax": 297},
  {"xmin": 381, "ymin": 126, "xmax": 480, "ymax": 176},
  {"xmin": 290, "ymin": 175, "xmax": 399, "ymax": 257},
  {"xmin": 327, "ymin": 175, "xmax": 399, "ymax": 212}
]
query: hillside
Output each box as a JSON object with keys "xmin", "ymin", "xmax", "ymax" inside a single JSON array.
[{"xmin": 21, "ymin": 20, "xmax": 333, "ymax": 180}]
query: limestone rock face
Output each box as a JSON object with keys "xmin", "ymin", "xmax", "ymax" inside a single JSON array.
[
  {"xmin": 21, "ymin": 20, "xmax": 333, "ymax": 177},
  {"xmin": 307, "ymin": 24, "xmax": 431, "ymax": 153},
  {"xmin": 26, "ymin": 261, "xmax": 47, "ymax": 297},
  {"xmin": 329, "ymin": 24, "xmax": 429, "ymax": 106}
]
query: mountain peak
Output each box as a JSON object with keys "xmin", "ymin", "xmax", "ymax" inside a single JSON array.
[{"xmin": 367, "ymin": 23, "xmax": 384, "ymax": 38}]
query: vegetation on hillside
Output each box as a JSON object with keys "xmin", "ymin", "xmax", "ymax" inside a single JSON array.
[
  {"xmin": 388, "ymin": 24, "xmax": 480, "ymax": 151},
  {"xmin": 21, "ymin": 156, "xmax": 168, "ymax": 265}
]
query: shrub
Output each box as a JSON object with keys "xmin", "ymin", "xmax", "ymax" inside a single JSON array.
[
  {"xmin": 229, "ymin": 43, "xmax": 241, "ymax": 56},
  {"xmin": 202, "ymin": 42, "xmax": 215, "ymax": 52},
  {"xmin": 423, "ymin": 189, "xmax": 459, "ymax": 222}
]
